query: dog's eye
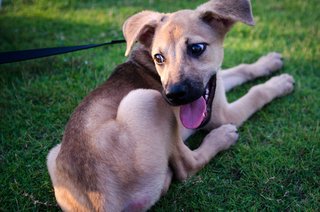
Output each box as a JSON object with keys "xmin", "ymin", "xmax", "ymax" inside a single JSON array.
[
  {"xmin": 187, "ymin": 43, "xmax": 207, "ymax": 57},
  {"xmin": 154, "ymin": 53, "xmax": 165, "ymax": 65}
]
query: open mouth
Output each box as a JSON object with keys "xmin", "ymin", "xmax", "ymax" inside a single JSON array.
[{"xmin": 179, "ymin": 74, "xmax": 217, "ymax": 129}]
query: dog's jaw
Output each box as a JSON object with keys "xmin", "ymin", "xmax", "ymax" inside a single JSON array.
[
  {"xmin": 179, "ymin": 73, "xmax": 217, "ymax": 129},
  {"xmin": 199, "ymin": 73, "xmax": 217, "ymax": 128}
]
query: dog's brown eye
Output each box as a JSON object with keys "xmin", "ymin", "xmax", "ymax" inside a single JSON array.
[
  {"xmin": 187, "ymin": 43, "xmax": 207, "ymax": 57},
  {"xmin": 154, "ymin": 53, "xmax": 165, "ymax": 65}
]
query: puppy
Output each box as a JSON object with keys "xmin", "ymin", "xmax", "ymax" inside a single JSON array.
[{"xmin": 47, "ymin": 0, "xmax": 294, "ymax": 211}]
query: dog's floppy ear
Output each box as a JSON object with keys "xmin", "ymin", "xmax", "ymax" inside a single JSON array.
[
  {"xmin": 123, "ymin": 11, "xmax": 163, "ymax": 56},
  {"xmin": 196, "ymin": 0, "xmax": 255, "ymax": 34}
]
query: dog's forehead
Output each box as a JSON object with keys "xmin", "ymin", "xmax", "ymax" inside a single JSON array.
[
  {"xmin": 155, "ymin": 10, "xmax": 212, "ymax": 44},
  {"xmin": 161, "ymin": 10, "xmax": 199, "ymax": 33}
]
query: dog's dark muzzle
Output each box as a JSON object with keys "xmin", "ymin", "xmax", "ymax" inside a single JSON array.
[{"xmin": 162, "ymin": 79, "xmax": 204, "ymax": 106}]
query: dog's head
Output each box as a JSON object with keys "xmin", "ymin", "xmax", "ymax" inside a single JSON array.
[{"xmin": 123, "ymin": 0, "xmax": 254, "ymax": 128}]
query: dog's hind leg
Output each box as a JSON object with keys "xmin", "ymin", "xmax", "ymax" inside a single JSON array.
[
  {"xmin": 116, "ymin": 89, "xmax": 176, "ymax": 211},
  {"xmin": 221, "ymin": 73, "xmax": 294, "ymax": 127},
  {"xmin": 221, "ymin": 52, "xmax": 283, "ymax": 92}
]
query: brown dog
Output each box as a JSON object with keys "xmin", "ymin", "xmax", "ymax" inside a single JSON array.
[{"xmin": 47, "ymin": 0, "xmax": 294, "ymax": 211}]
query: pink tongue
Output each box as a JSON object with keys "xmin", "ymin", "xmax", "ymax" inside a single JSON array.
[{"xmin": 180, "ymin": 97, "xmax": 206, "ymax": 129}]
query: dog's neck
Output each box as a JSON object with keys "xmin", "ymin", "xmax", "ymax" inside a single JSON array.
[{"xmin": 128, "ymin": 45, "xmax": 157, "ymax": 74}]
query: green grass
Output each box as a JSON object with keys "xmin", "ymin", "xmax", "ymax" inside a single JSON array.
[{"xmin": 0, "ymin": 0, "xmax": 319, "ymax": 211}]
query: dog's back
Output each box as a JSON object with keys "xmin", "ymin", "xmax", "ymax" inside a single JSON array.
[{"xmin": 47, "ymin": 48, "xmax": 167, "ymax": 210}]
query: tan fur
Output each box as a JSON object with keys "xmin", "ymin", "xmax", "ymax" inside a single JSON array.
[{"xmin": 47, "ymin": 0, "xmax": 294, "ymax": 211}]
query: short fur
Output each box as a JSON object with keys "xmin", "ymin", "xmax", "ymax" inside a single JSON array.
[{"xmin": 47, "ymin": 0, "xmax": 294, "ymax": 211}]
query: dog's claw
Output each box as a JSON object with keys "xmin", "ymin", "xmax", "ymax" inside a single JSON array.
[
  {"xmin": 206, "ymin": 124, "xmax": 239, "ymax": 151},
  {"xmin": 255, "ymin": 52, "xmax": 284, "ymax": 77},
  {"xmin": 266, "ymin": 73, "xmax": 295, "ymax": 97}
]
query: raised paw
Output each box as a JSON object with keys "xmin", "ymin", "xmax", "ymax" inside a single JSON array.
[
  {"xmin": 266, "ymin": 73, "xmax": 295, "ymax": 97},
  {"xmin": 254, "ymin": 52, "xmax": 284, "ymax": 77},
  {"xmin": 205, "ymin": 124, "xmax": 239, "ymax": 152}
]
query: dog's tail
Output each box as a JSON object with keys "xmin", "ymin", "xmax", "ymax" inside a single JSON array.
[{"xmin": 47, "ymin": 145, "xmax": 89, "ymax": 211}]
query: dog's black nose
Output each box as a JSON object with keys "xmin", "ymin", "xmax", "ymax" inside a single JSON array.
[
  {"xmin": 165, "ymin": 84, "xmax": 188, "ymax": 103},
  {"xmin": 164, "ymin": 80, "xmax": 203, "ymax": 106}
]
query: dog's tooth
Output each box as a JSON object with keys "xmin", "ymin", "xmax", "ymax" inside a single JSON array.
[{"xmin": 204, "ymin": 88, "xmax": 210, "ymax": 100}]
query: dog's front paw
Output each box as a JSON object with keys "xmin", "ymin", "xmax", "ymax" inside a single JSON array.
[
  {"xmin": 255, "ymin": 52, "xmax": 284, "ymax": 76},
  {"xmin": 266, "ymin": 73, "xmax": 295, "ymax": 97},
  {"xmin": 206, "ymin": 124, "xmax": 239, "ymax": 151}
]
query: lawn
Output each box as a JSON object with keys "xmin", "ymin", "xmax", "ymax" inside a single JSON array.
[{"xmin": 0, "ymin": 0, "xmax": 319, "ymax": 211}]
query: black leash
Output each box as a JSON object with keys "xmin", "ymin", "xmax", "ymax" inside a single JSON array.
[{"xmin": 0, "ymin": 39, "xmax": 126, "ymax": 65}]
